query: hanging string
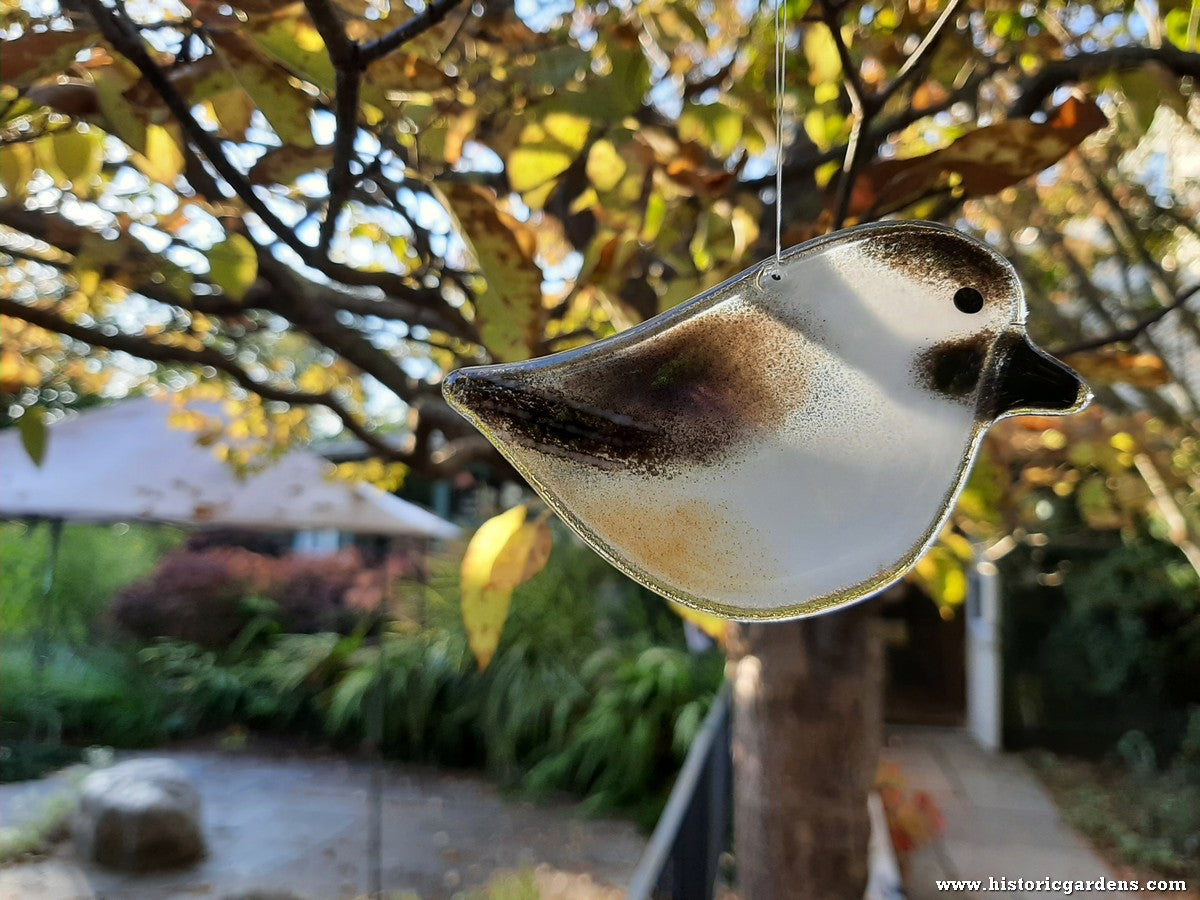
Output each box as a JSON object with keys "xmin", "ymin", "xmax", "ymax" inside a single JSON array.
[{"xmin": 774, "ymin": 0, "xmax": 788, "ymax": 272}]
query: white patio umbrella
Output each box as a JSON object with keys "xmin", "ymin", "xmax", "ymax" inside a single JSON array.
[{"xmin": 0, "ymin": 396, "xmax": 459, "ymax": 539}]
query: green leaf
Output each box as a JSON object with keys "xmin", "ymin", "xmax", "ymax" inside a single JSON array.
[
  {"xmin": 912, "ymin": 539, "xmax": 970, "ymax": 610},
  {"xmin": 586, "ymin": 139, "xmax": 627, "ymax": 192},
  {"xmin": 1165, "ymin": 6, "xmax": 1198, "ymax": 51},
  {"xmin": 0, "ymin": 143, "xmax": 33, "ymax": 200},
  {"xmin": 0, "ymin": 29, "xmax": 95, "ymax": 87},
  {"xmin": 18, "ymin": 406, "xmax": 48, "ymax": 467},
  {"xmin": 803, "ymin": 26, "xmax": 843, "ymax": 86},
  {"xmin": 210, "ymin": 32, "xmax": 315, "ymax": 147},
  {"xmin": 599, "ymin": 40, "xmax": 651, "ymax": 119},
  {"xmin": 133, "ymin": 124, "xmax": 185, "ymax": 184},
  {"xmin": 508, "ymin": 111, "xmax": 591, "ymax": 194},
  {"xmin": 443, "ymin": 184, "xmax": 544, "ymax": 362},
  {"xmin": 51, "ymin": 128, "xmax": 103, "ymax": 186},
  {"xmin": 679, "ymin": 103, "xmax": 744, "ymax": 157},
  {"xmin": 207, "ymin": 234, "xmax": 258, "ymax": 301},
  {"xmin": 244, "ymin": 13, "xmax": 337, "ymax": 94},
  {"xmin": 208, "ymin": 90, "xmax": 255, "ymax": 142},
  {"xmin": 93, "ymin": 68, "xmax": 147, "ymax": 153}
]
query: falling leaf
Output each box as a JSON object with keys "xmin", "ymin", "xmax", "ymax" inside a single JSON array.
[
  {"xmin": 460, "ymin": 505, "xmax": 553, "ymax": 669},
  {"xmin": 442, "ymin": 184, "xmax": 544, "ymax": 362},
  {"xmin": 668, "ymin": 601, "xmax": 728, "ymax": 644},
  {"xmin": 17, "ymin": 406, "xmax": 49, "ymax": 467}
]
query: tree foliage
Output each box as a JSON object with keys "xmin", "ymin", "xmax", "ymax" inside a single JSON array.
[{"xmin": 1, "ymin": 0, "xmax": 1198, "ymax": 594}]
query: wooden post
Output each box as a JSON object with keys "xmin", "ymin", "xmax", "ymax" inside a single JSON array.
[{"xmin": 727, "ymin": 605, "xmax": 884, "ymax": 899}]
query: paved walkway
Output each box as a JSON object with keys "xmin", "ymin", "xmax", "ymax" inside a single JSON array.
[
  {"xmin": 883, "ymin": 727, "xmax": 1175, "ymax": 900},
  {"xmin": 0, "ymin": 751, "xmax": 643, "ymax": 899}
]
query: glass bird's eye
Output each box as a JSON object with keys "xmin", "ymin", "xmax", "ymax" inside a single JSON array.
[{"xmin": 954, "ymin": 287, "xmax": 984, "ymax": 314}]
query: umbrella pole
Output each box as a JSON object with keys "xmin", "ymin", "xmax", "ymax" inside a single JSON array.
[
  {"xmin": 31, "ymin": 517, "xmax": 64, "ymax": 745},
  {"xmin": 33, "ymin": 518, "xmax": 64, "ymax": 675},
  {"xmin": 367, "ymin": 537, "xmax": 393, "ymax": 899}
]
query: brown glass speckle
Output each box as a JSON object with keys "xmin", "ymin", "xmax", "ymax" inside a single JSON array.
[
  {"xmin": 913, "ymin": 335, "xmax": 992, "ymax": 407},
  {"xmin": 860, "ymin": 227, "xmax": 1015, "ymax": 297},
  {"xmin": 448, "ymin": 305, "xmax": 808, "ymax": 477}
]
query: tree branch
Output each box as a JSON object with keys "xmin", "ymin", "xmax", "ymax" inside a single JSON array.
[
  {"xmin": 1010, "ymin": 43, "xmax": 1200, "ymax": 117},
  {"xmin": 819, "ymin": 3, "xmax": 872, "ymax": 230},
  {"xmin": 302, "ymin": 0, "xmax": 362, "ymax": 253},
  {"xmin": 0, "ymin": 296, "xmax": 412, "ymax": 461},
  {"xmin": 82, "ymin": 0, "xmax": 477, "ymax": 342},
  {"xmin": 876, "ymin": 0, "xmax": 965, "ymax": 106},
  {"xmin": 1054, "ymin": 283, "xmax": 1200, "ymax": 354},
  {"xmin": 359, "ymin": 0, "xmax": 467, "ymax": 65}
]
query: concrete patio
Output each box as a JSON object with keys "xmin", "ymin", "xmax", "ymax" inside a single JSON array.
[
  {"xmin": 3, "ymin": 731, "xmax": 1189, "ymax": 899},
  {"xmin": 0, "ymin": 751, "xmax": 643, "ymax": 899},
  {"xmin": 884, "ymin": 727, "xmax": 1183, "ymax": 900}
]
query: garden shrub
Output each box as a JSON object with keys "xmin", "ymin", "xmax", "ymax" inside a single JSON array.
[
  {"xmin": 10, "ymin": 530, "xmax": 722, "ymax": 823},
  {"xmin": 0, "ymin": 522, "xmax": 181, "ymax": 643},
  {"xmin": 107, "ymin": 546, "xmax": 400, "ymax": 646},
  {"xmin": 1002, "ymin": 532, "xmax": 1200, "ymax": 756},
  {"xmin": 108, "ymin": 547, "xmax": 265, "ymax": 646},
  {"xmin": 0, "ymin": 644, "xmax": 170, "ymax": 754}
]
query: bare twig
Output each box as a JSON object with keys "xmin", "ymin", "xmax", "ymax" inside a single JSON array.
[
  {"xmin": 820, "ymin": 3, "xmax": 871, "ymax": 230},
  {"xmin": 359, "ymin": 0, "xmax": 467, "ymax": 65},
  {"xmin": 876, "ymin": 0, "xmax": 965, "ymax": 106},
  {"xmin": 1054, "ymin": 283, "xmax": 1200, "ymax": 354}
]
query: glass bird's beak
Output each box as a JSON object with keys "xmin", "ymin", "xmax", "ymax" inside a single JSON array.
[{"xmin": 983, "ymin": 331, "xmax": 1092, "ymax": 419}]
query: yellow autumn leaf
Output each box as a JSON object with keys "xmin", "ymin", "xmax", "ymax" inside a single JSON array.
[
  {"xmin": 668, "ymin": 601, "xmax": 729, "ymax": 645},
  {"xmin": 461, "ymin": 506, "xmax": 553, "ymax": 669},
  {"xmin": 442, "ymin": 184, "xmax": 544, "ymax": 362},
  {"xmin": 134, "ymin": 124, "xmax": 185, "ymax": 184},
  {"xmin": 910, "ymin": 531, "xmax": 973, "ymax": 611}
]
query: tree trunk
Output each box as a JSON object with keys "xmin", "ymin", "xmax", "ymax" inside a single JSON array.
[{"xmin": 728, "ymin": 605, "xmax": 884, "ymax": 899}]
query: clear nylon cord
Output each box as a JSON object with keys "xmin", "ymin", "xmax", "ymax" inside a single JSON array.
[{"xmin": 774, "ymin": 0, "xmax": 787, "ymax": 270}]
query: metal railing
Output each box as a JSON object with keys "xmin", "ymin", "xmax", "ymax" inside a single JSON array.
[{"xmin": 627, "ymin": 682, "xmax": 733, "ymax": 900}]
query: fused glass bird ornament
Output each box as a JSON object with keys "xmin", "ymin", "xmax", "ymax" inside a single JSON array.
[{"xmin": 444, "ymin": 222, "xmax": 1090, "ymax": 620}]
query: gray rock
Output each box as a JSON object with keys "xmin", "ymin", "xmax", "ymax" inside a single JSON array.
[{"xmin": 74, "ymin": 758, "xmax": 205, "ymax": 871}]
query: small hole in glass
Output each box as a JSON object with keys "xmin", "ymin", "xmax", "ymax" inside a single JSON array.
[
  {"xmin": 954, "ymin": 287, "xmax": 984, "ymax": 313},
  {"xmin": 770, "ymin": 272, "xmax": 781, "ymax": 281}
]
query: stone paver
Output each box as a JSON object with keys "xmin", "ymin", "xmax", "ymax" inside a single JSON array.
[
  {"xmin": 883, "ymin": 727, "xmax": 1182, "ymax": 900},
  {"xmin": 0, "ymin": 751, "xmax": 645, "ymax": 900}
]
